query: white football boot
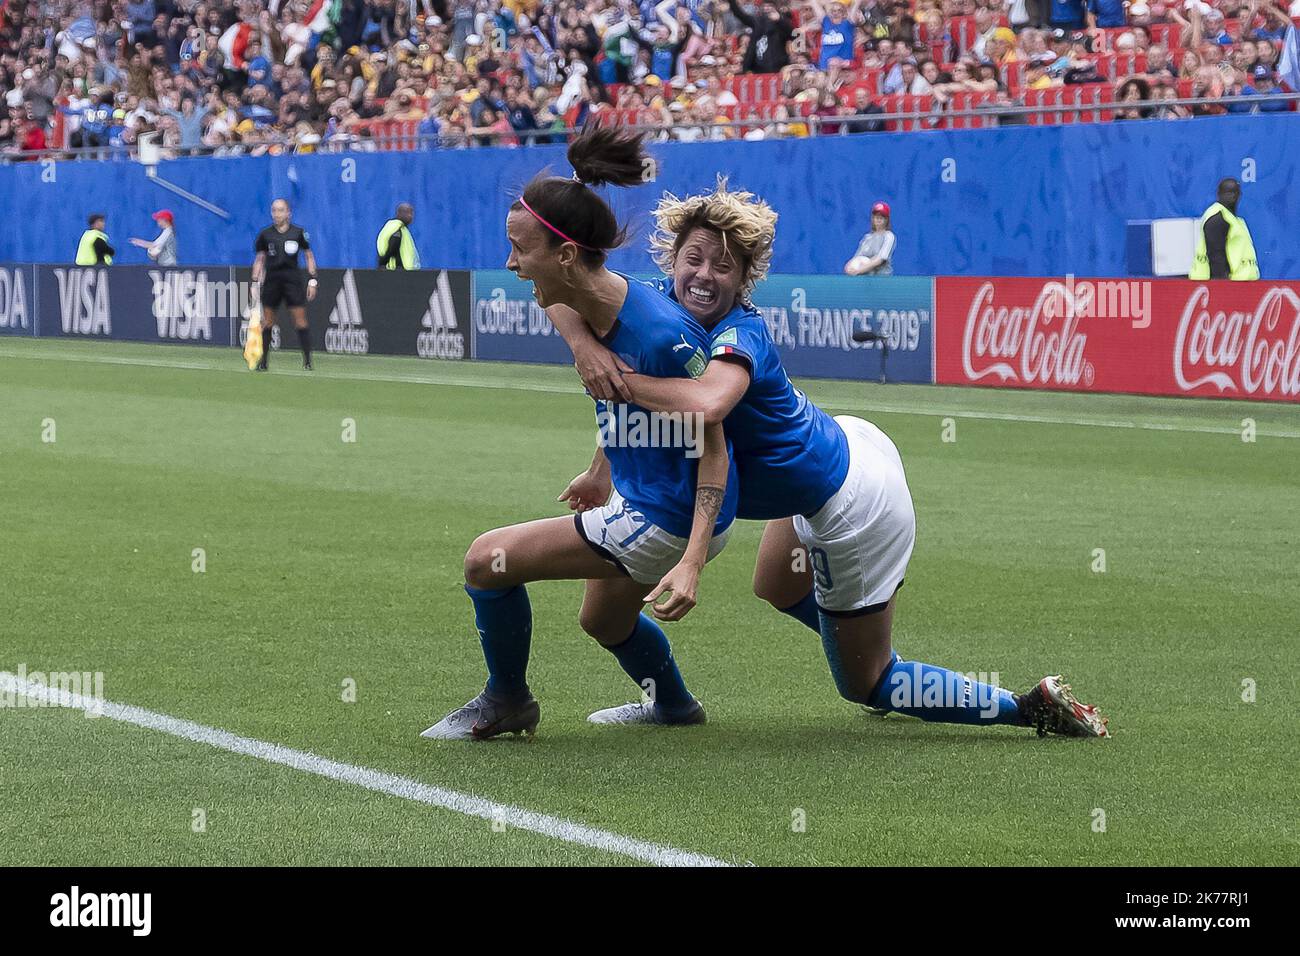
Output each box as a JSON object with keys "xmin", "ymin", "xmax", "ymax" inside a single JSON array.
[{"xmin": 587, "ymin": 699, "xmax": 707, "ymax": 726}]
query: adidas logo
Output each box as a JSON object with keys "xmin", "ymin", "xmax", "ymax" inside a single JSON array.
[
  {"xmin": 417, "ymin": 271, "xmax": 466, "ymax": 359},
  {"xmin": 325, "ymin": 270, "xmax": 369, "ymax": 354}
]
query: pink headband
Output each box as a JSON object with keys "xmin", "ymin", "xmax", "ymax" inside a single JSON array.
[{"xmin": 518, "ymin": 196, "xmax": 600, "ymax": 252}]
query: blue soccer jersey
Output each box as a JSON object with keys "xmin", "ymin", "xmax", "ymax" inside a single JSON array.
[
  {"xmin": 650, "ymin": 279, "xmax": 849, "ymax": 521},
  {"xmin": 596, "ymin": 276, "xmax": 739, "ymax": 539}
]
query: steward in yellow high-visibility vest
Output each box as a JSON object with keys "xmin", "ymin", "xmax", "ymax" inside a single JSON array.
[
  {"xmin": 1189, "ymin": 179, "xmax": 1259, "ymax": 281},
  {"xmin": 377, "ymin": 203, "xmax": 418, "ymax": 270},
  {"xmin": 75, "ymin": 213, "xmax": 114, "ymax": 265}
]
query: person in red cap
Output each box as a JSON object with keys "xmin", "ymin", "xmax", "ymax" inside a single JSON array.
[
  {"xmin": 844, "ymin": 201, "xmax": 896, "ymax": 276},
  {"xmin": 129, "ymin": 210, "xmax": 177, "ymax": 266}
]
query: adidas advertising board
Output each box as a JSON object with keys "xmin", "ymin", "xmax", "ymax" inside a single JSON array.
[
  {"xmin": 228, "ymin": 268, "xmax": 469, "ymax": 359},
  {"xmin": 416, "ymin": 270, "xmax": 468, "ymax": 360},
  {"xmin": 326, "ymin": 270, "xmax": 369, "ymax": 354}
]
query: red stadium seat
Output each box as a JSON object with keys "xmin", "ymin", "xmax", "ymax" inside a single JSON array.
[
  {"xmin": 1091, "ymin": 52, "xmax": 1116, "ymax": 80},
  {"xmin": 1148, "ymin": 22, "xmax": 1182, "ymax": 49},
  {"xmin": 943, "ymin": 91, "xmax": 998, "ymax": 129},
  {"xmin": 1024, "ymin": 87, "xmax": 1095, "ymax": 126},
  {"xmin": 1115, "ymin": 52, "xmax": 1148, "ymax": 79},
  {"xmin": 1078, "ymin": 83, "xmax": 1116, "ymax": 123},
  {"xmin": 950, "ymin": 15, "xmax": 976, "ymax": 54},
  {"xmin": 877, "ymin": 94, "xmax": 935, "ymax": 131},
  {"xmin": 366, "ymin": 120, "xmax": 421, "ymax": 151},
  {"xmin": 727, "ymin": 73, "xmax": 781, "ymax": 104}
]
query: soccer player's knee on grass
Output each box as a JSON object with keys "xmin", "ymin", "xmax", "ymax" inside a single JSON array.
[{"xmin": 820, "ymin": 614, "xmax": 894, "ymax": 706}]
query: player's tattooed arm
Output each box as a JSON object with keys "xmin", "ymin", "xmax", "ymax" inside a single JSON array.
[
  {"xmin": 645, "ymin": 423, "xmax": 728, "ymax": 622},
  {"xmin": 547, "ymin": 304, "xmax": 633, "ymax": 402},
  {"xmin": 695, "ymin": 484, "xmax": 726, "ymax": 527}
]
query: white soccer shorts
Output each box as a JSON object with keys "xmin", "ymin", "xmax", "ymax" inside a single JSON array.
[
  {"xmin": 578, "ymin": 487, "xmax": 731, "ymax": 585},
  {"xmin": 792, "ymin": 415, "xmax": 917, "ymax": 614}
]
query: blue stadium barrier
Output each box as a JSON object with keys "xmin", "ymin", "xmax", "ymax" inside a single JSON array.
[{"xmin": 1, "ymin": 114, "xmax": 1295, "ymax": 278}]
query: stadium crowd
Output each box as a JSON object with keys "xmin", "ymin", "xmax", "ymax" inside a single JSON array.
[{"xmin": 1, "ymin": 0, "xmax": 1297, "ymax": 156}]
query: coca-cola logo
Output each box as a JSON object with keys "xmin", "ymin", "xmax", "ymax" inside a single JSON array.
[
  {"xmin": 961, "ymin": 282, "xmax": 1094, "ymax": 387},
  {"xmin": 1174, "ymin": 286, "xmax": 1300, "ymax": 397}
]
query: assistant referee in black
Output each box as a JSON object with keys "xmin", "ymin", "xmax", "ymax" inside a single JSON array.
[{"xmin": 252, "ymin": 198, "xmax": 318, "ymax": 371}]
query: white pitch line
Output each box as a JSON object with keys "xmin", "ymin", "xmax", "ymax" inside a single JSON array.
[
  {"xmin": 0, "ymin": 672, "xmax": 731, "ymax": 868},
  {"xmin": 3, "ymin": 345, "xmax": 1299, "ymax": 439}
]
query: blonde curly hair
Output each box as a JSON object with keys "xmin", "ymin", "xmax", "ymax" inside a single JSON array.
[{"xmin": 649, "ymin": 176, "xmax": 778, "ymax": 300}]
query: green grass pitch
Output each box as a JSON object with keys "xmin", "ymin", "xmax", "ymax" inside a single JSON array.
[{"xmin": 1, "ymin": 337, "xmax": 1296, "ymax": 866}]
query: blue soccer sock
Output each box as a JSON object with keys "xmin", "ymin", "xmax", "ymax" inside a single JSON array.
[
  {"xmin": 604, "ymin": 613, "xmax": 695, "ymax": 717},
  {"xmin": 819, "ymin": 613, "xmax": 1021, "ymax": 726},
  {"xmin": 465, "ymin": 584, "xmax": 533, "ymax": 699},
  {"xmin": 776, "ymin": 589, "xmax": 821, "ymax": 634}
]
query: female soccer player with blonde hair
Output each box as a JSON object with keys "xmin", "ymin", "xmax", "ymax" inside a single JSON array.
[{"xmin": 550, "ymin": 179, "xmax": 1109, "ymax": 737}]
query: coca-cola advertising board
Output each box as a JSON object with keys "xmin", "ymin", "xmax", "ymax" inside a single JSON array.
[{"xmin": 936, "ymin": 277, "xmax": 1300, "ymax": 403}]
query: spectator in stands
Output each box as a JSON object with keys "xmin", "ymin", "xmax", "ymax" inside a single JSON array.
[
  {"xmin": 729, "ymin": 0, "xmax": 795, "ymax": 73},
  {"xmin": 816, "ymin": 87, "xmax": 847, "ymax": 131},
  {"xmin": 1238, "ymin": 65, "xmax": 1290, "ymax": 111},
  {"xmin": 1026, "ymin": 52, "xmax": 1060, "ymax": 88},
  {"xmin": 1048, "ymin": 0, "xmax": 1088, "ymax": 32},
  {"xmin": 844, "ymin": 201, "xmax": 896, "ymax": 276},
  {"xmin": 1008, "ymin": 0, "xmax": 1035, "ymax": 32},
  {"xmin": 1046, "ymin": 28, "xmax": 1074, "ymax": 74},
  {"xmin": 1191, "ymin": 64, "xmax": 1228, "ymax": 114},
  {"xmin": 987, "ymin": 27, "xmax": 1022, "ymax": 65},
  {"xmin": 977, "ymin": 58, "xmax": 1004, "ymax": 89},
  {"xmin": 1086, "ymin": 0, "xmax": 1127, "ymax": 30},
  {"xmin": 163, "ymin": 94, "xmax": 211, "ymax": 151},
  {"xmin": 897, "ymin": 58, "xmax": 933, "ymax": 94},
  {"xmin": 1254, "ymin": 39, "xmax": 1279, "ymax": 72},
  {"xmin": 843, "ymin": 85, "xmax": 885, "ymax": 129},
  {"xmin": 970, "ymin": 8, "xmax": 999, "ymax": 59},
  {"xmin": 1146, "ymin": 43, "xmax": 1178, "ymax": 80},
  {"xmin": 811, "ymin": 0, "xmax": 860, "ymax": 70},
  {"xmin": 921, "ymin": 59, "xmax": 949, "ymax": 89},
  {"xmin": 1148, "ymin": 81, "xmax": 1185, "ymax": 117},
  {"xmin": 1115, "ymin": 77, "xmax": 1154, "ymax": 118},
  {"xmin": 933, "ymin": 58, "xmax": 998, "ymax": 98}
]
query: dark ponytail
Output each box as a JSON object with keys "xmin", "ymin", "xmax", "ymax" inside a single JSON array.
[
  {"xmin": 566, "ymin": 126, "xmax": 650, "ymax": 189},
  {"xmin": 514, "ymin": 127, "xmax": 652, "ymax": 265}
]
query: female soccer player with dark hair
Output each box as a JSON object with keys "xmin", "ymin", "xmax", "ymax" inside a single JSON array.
[
  {"xmin": 551, "ymin": 180, "xmax": 1109, "ymax": 737},
  {"xmin": 252, "ymin": 198, "xmax": 317, "ymax": 371},
  {"xmin": 421, "ymin": 128, "xmax": 738, "ymax": 741}
]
